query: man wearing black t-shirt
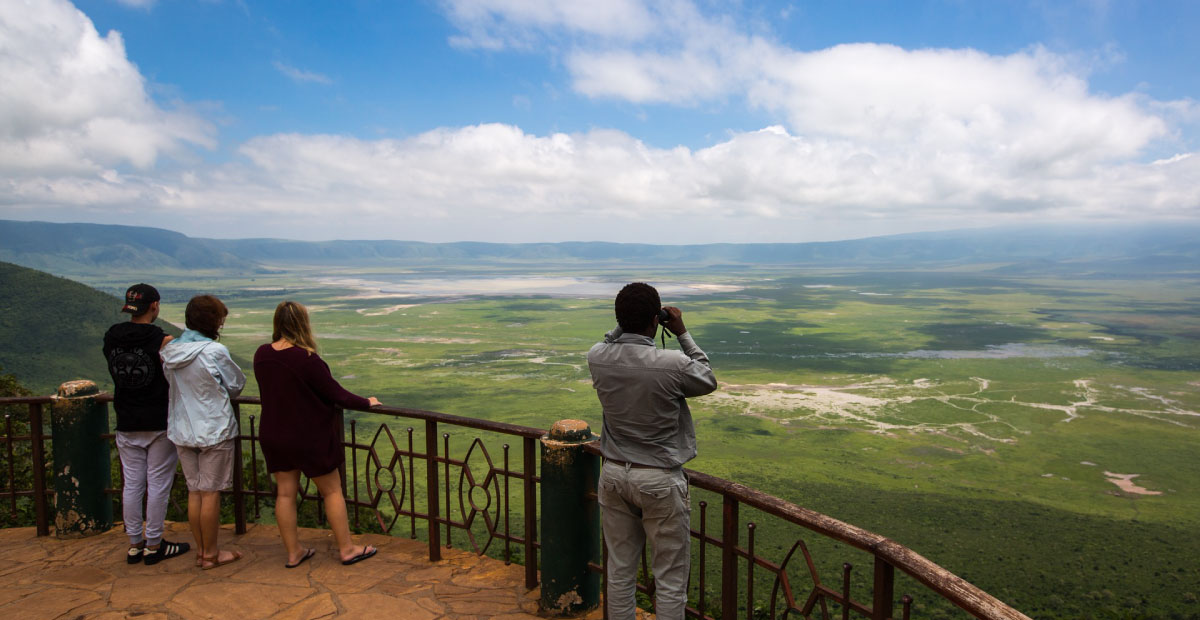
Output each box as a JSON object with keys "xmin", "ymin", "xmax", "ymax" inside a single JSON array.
[{"xmin": 103, "ymin": 284, "xmax": 189, "ymax": 565}]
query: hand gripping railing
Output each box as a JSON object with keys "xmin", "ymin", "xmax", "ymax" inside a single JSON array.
[{"xmin": 0, "ymin": 390, "xmax": 1031, "ymax": 620}]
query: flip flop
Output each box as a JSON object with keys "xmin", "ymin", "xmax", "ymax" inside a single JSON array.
[
  {"xmin": 341, "ymin": 545, "xmax": 377, "ymax": 565},
  {"xmin": 200, "ymin": 549, "xmax": 243, "ymax": 570},
  {"xmin": 285, "ymin": 547, "xmax": 317, "ymax": 569}
]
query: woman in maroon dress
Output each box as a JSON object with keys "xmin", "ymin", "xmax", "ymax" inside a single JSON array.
[{"xmin": 254, "ymin": 301, "xmax": 380, "ymax": 567}]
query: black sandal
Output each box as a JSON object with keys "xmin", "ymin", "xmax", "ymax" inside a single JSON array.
[
  {"xmin": 143, "ymin": 540, "xmax": 191, "ymax": 566},
  {"xmin": 341, "ymin": 545, "xmax": 377, "ymax": 565},
  {"xmin": 285, "ymin": 547, "xmax": 317, "ymax": 569}
]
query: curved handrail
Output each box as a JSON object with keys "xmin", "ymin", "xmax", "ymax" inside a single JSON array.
[
  {"xmin": 0, "ymin": 395, "xmax": 548, "ymax": 439},
  {"xmin": 0, "ymin": 396, "xmax": 54, "ymax": 405},
  {"xmin": 1, "ymin": 392, "xmax": 1030, "ymax": 619},
  {"xmin": 683, "ymin": 467, "xmax": 1031, "ymax": 620},
  {"xmin": 578, "ymin": 440, "xmax": 1030, "ymax": 620},
  {"xmin": 244, "ymin": 396, "xmax": 548, "ymax": 440}
]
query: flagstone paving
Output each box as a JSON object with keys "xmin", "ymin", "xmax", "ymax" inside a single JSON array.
[{"xmin": 0, "ymin": 522, "xmax": 635, "ymax": 619}]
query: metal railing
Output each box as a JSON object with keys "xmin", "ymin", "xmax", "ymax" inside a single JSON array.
[
  {"xmin": 231, "ymin": 397, "xmax": 544, "ymax": 590},
  {"xmin": 0, "ymin": 392, "xmax": 1029, "ymax": 620},
  {"xmin": 0, "ymin": 401, "xmax": 50, "ymax": 535}
]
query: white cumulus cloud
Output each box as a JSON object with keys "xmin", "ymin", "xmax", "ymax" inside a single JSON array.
[
  {"xmin": 434, "ymin": 0, "xmax": 1198, "ymax": 233},
  {"xmin": 0, "ymin": 0, "xmax": 213, "ymax": 178},
  {"xmin": 7, "ymin": 121, "xmax": 1188, "ymax": 241},
  {"xmin": 0, "ymin": 0, "xmax": 1196, "ymax": 243}
]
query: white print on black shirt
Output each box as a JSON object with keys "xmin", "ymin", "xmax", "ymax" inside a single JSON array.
[{"xmin": 108, "ymin": 347, "xmax": 156, "ymax": 389}]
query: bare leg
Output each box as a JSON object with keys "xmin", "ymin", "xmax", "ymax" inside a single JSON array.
[
  {"xmin": 199, "ymin": 490, "xmax": 222, "ymax": 559},
  {"xmin": 196, "ymin": 490, "xmax": 239, "ymax": 567},
  {"xmin": 312, "ymin": 470, "xmax": 373, "ymax": 561},
  {"xmin": 187, "ymin": 490, "xmax": 205, "ymax": 557},
  {"xmin": 193, "ymin": 491, "xmax": 237, "ymax": 568},
  {"xmin": 273, "ymin": 470, "xmax": 308, "ymax": 564}
]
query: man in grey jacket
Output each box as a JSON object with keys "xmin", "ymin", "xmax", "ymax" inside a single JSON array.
[{"xmin": 587, "ymin": 282, "xmax": 717, "ymax": 620}]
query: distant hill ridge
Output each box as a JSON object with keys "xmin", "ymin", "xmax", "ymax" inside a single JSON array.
[
  {"xmin": 0, "ymin": 221, "xmax": 244, "ymax": 273},
  {"xmin": 1, "ymin": 219, "xmax": 1198, "ymax": 273}
]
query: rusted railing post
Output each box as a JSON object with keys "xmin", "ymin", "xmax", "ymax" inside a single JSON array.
[
  {"xmin": 250, "ymin": 415, "xmax": 260, "ymax": 520},
  {"xmin": 29, "ymin": 402, "xmax": 49, "ymax": 536},
  {"xmin": 6, "ymin": 415, "xmax": 17, "ymax": 519},
  {"xmin": 873, "ymin": 555, "xmax": 895, "ymax": 620},
  {"xmin": 49, "ymin": 380, "xmax": 113, "ymax": 538},
  {"xmin": 335, "ymin": 407, "xmax": 348, "ymax": 497},
  {"xmin": 722, "ymin": 495, "xmax": 739, "ymax": 620},
  {"xmin": 538, "ymin": 420, "xmax": 601, "ymax": 616},
  {"xmin": 425, "ymin": 419, "xmax": 441, "ymax": 561},
  {"xmin": 232, "ymin": 402, "xmax": 246, "ymax": 535},
  {"xmin": 523, "ymin": 436, "xmax": 538, "ymax": 590},
  {"xmin": 842, "ymin": 563, "xmax": 853, "ymax": 620},
  {"xmin": 747, "ymin": 522, "xmax": 756, "ymax": 620},
  {"xmin": 350, "ymin": 418, "xmax": 359, "ymax": 530}
]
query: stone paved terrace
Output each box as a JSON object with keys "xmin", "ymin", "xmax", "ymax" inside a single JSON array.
[{"xmin": 0, "ymin": 522, "xmax": 631, "ymax": 619}]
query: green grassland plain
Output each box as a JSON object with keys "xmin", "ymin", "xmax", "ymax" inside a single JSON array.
[{"xmin": 89, "ymin": 264, "xmax": 1198, "ymax": 619}]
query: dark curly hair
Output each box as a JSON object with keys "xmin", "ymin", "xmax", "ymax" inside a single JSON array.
[
  {"xmin": 185, "ymin": 295, "xmax": 228, "ymax": 340},
  {"xmin": 615, "ymin": 282, "xmax": 661, "ymax": 333}
]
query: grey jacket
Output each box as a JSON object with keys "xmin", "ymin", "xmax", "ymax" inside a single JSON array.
[
  {"xmin": 587, "ymin": 326, "xmax": 717, "ymax": 468},
  {"xmin": 161, "ymin": 330, "xmax": 246, "ymax": 448}
]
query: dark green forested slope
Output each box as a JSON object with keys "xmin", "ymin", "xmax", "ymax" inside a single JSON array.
[{"xmin": 0, "ymin": 261, "xmax": 182, "ymax": 393}]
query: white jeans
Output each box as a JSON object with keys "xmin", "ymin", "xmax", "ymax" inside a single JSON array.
[
  {"xmin": 116, "ymin": 430, "xmax": 178, "ymax": 546},
  {"xmin": 598, "ymin": 461, "xmax": 691, "ymax": 620}
]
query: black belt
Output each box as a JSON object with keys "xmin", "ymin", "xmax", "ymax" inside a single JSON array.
[{"xmin": 604, "ymin": 458, "xmax": 658, "ymax": 469}]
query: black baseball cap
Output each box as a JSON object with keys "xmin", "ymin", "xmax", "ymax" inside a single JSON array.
[{"xmin": 121, "ymin": 283, "xmax": 160, "ymax": 314}]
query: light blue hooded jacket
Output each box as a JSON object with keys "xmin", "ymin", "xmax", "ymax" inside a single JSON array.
[{"xmin": 161, "ymin": 330, "xmax": 246, "ymax": 448}]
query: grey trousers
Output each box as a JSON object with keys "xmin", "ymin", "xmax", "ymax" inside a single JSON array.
[
  {"xmin": 116, "ymin": 430, "xmax": 178, "ymax": 546},
  {"xmin": 598, "ymin": 461, "xmax": 691, "ymax": 620}
]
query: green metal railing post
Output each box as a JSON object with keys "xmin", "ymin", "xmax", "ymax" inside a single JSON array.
[
  {"xmin": 50, "ymin": 380, "xmax": 113, "ymax": 538},
  {"xmin": 538, "ymin": 420, "xmax": 601, "ymax": 616}
]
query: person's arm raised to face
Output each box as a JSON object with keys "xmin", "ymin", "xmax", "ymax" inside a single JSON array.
[{"xmin": 665, "ymin": 307, "xmax": 717, "ymax": 397}]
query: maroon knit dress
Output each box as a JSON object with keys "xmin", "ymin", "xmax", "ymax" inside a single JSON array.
[{"xmin": 253, "ymin": 344, "xmax": 371, "ymax": 477}]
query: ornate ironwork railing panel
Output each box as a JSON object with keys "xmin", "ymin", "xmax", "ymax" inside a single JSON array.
[
  {"xmin": 577, "ymin": 438, "xmax": 1027, "ymax": 620},
  {"xmin": 0, "ymin": 392, "xmax": 1029, "ymax": 620},
  {"xmin": 227, "ymin": 396, "xmax": 545, "ymax": 590}
]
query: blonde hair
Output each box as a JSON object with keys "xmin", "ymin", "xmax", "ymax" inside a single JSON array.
[{"xmin": 272, "ymin": 300, "xmax": 318, "ymax": 355}]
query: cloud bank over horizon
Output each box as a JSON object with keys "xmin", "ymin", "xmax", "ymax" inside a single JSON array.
[{"xmin": 0, "ymin": 0, "xmax": 1196, "ymax": 243}]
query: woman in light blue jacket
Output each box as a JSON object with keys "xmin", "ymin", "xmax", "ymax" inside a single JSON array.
[{"xmin": 162, "ymin": 295, "xmax": 245, "ymax": 570}]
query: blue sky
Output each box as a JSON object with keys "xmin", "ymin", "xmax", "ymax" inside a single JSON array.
[{"xmin": 1, "ymin": 0, "xmax": 1197, "ymax": 243}]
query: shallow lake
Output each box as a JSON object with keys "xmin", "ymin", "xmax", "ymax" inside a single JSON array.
[
  {"xmin": 717, "ymin": 343, "xmax": 1095, "ymax": 360},
  {"xmin": 323, "ymin": 275, "xmax": 742, "ymax": 298}
]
